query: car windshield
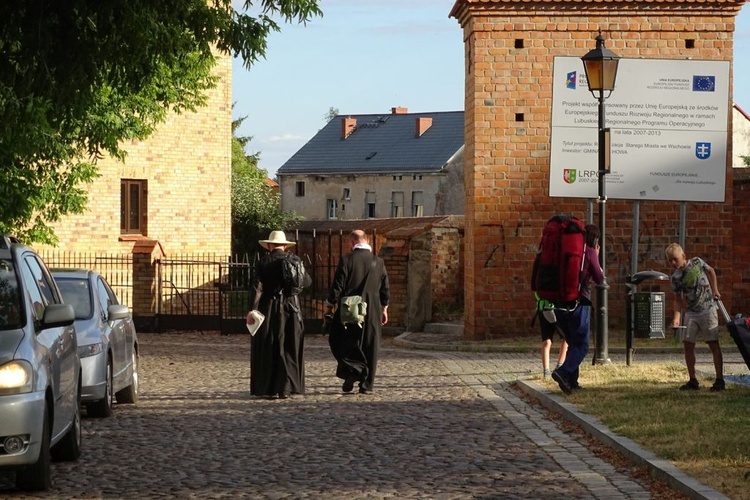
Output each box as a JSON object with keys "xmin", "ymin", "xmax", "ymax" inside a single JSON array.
[
  {"xmin": 0, "ymin": 259, "xmax": 22, "ymax": 330},
  {"xmin": 55, "ymin": 278, "xmax": 93, "ymax": 320}
]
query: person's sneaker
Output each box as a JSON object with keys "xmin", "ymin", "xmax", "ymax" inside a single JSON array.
[
  {"xmin": 710, "ymin": 379, "xmax": 726, "ymax": 392},
  {"xmin": 551, "ymin": 369, "xmax": 572, "ymax": 395},
  {"xmin": 679, "ymin": 379, "xmax": 700, "ymax": 391},
  {"xmin": 543, "ymin": 369, "xmax": 551, "ymax": 379}
]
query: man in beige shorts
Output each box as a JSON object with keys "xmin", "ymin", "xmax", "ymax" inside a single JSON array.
[{"xmin": 666, "ymin": 243, "xmax": 724, "ymax": 392}]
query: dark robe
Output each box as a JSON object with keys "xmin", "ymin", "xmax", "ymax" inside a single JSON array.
[
  {"xmin": 327, "ymin": 247, "xmax": 390, "ymax": 392},
  {"xmin": 250, "ymin": 249, "xmax": 308, "ymax": 397}
]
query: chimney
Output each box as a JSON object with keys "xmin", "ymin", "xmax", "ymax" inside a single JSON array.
[
  {"xmin": 341, "ymin": 117, "xmax": 357, "ymax": 139},
  {"xmin": 416, "ymin": 117, "xmax": 433, "ymax": 137},
  {"xmin": 391, "ymin": 107, "xmax": 408, "ymax": 115}
]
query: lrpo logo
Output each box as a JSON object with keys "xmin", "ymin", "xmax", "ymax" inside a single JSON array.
[{"xmin": 695, "ymin": 142, "xmax": 711, "ymax": 160}]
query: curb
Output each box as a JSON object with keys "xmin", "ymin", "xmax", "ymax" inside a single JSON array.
[
  {"xmin": 393, "ymin": 331, "xmax": 716, "ymax": 355},
  {"xmin": 516, "ymin": 378, "xmax": 729, "ymax": 500}
]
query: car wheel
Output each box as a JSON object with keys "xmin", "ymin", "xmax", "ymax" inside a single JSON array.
[
  {"xmin": 115, "ymin": 348, "xmax": 139, "ymax": 404},
  {"xmin": 51, "ymin": 380, "xmax": 82, "ymax": 461},
  {"xmin": 15, "ymin": 406, "xmax": 52, "ymax": 491},
  {"xmin": 86, "ymin": 356, "xmax": 113, "ymax": 418}
]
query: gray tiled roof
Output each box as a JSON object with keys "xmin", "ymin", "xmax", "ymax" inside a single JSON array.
[{"xmin": 277, "ymin": 110, "xmax": 464, "ymax": 175}]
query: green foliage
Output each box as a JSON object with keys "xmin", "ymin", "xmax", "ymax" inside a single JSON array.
[
  {"xmin": 324, "ymin": 106, "xmax": 339, "ymax": 123},
  {"xmin": 0, "ymin": 1, "xmax": 322, "ymax": 244},
  {"xmin": 742, "ymin": 155, "xmax": 750, "ymax": 167},
  {"xmin": 231, "ymin": 116, "xmax": 299, "ymax": 254}
]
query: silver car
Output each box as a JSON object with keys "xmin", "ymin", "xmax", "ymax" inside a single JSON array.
[
  {"xmin": 52, "ymin": 269, "xmax": 139, "ymax": 418},
  {"xmin": 0, "ymin": 236, "xmax": 81, "ymax": 492}
]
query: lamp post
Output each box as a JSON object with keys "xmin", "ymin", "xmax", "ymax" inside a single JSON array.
[{"xmin": 581, "ymin": 32, "xmax": 620, "ymax": 365}]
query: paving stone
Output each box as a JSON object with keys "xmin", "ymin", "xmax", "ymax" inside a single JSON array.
[{"xmin": 0, "ymin": 332, "xmax": 729, "ymax": 498}]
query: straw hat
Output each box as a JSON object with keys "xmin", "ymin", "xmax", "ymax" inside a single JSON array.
[{"xmin": 259, "ymin": 230, "xmax": 296, "ymax": 250}]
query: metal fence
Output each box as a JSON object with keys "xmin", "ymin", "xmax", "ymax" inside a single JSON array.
[
  {"xmin": 156, "ymin": 253, "xmax": 256, "ymax": 333},
  {"xmin": 39, "ymin": 250, "xmax": 134, "ymax": 307},
  {"xmin": 38, "ymin": 229, "xmax": 383, "ymax": 333}
]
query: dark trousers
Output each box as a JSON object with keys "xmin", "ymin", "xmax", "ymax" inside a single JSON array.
[{"xmin": 556, "ymin": 304, "xmax": 590, "ymax": 384}]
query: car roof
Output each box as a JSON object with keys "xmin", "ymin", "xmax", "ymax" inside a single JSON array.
[{"xmin": 50, "ymin": 268, "xmax": 96, "ymax": 279}]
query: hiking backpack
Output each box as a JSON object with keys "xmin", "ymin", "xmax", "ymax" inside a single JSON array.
[
  {"xmin": 531, "ymin": 215, "xmax": 586, "ymax": 304},
  {"xmin": 281, "ymin": 254, "xmax": 306, "ymax": 296}
]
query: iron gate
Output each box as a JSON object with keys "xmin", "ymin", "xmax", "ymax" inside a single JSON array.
[{"xmin": 156, "ymin": 254, "xmax": 255, "ymax": 334}]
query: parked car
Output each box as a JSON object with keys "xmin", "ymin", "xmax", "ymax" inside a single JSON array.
[
  {"xmin": 51, "ymin": 269, "xmax": 139, "ymax": 418},
  {"xmin": 0, "ymin": 235, "xmax": 81, "ymax": 491}
]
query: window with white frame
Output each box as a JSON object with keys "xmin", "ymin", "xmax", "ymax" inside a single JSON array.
[
  {"xmin": 391, "ymin": 191, "xmax": 404, "ymax": 218},
  {"xmin": 327, "ymin": 199, "xmax": 338, "ymax": 219},
  {"xmin": 365, "ymin": 191, "xmax": 376, "ymax": 218},
  {"xmin": 411, "ymin": 191, "xmax": 424, "ymax": 217},
  {"xmin": 343, "ymin": 187, "xmax": 351, "ymax": 200}
]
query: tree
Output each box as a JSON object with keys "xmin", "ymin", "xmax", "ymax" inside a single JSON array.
[
  {"xmin": 231, "ymin": 116, "xmax": 299, "ymax": 255},
  {"xmin": 0, "ymin": 1, "xmax": 322, "ymax": 244},
  {"xmin": 324, "ymin": 106, "xmax": 339, "ymax": 123},
  {"xmin": 742, "ymin": 155, "xmax": 750, "ymax": 167}
]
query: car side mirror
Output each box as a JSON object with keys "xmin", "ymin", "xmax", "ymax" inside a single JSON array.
[
  {"xmin": 107, "ymin": 304, "xmax": 131, "ymax": 322},
  {"xmin": 42, "ymin": 304, "xmax": 75, "ymax": 329}
]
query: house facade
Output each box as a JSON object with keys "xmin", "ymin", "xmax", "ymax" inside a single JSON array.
[
  {"xmin": 277, "ymin": 108, "xmax": 465, "ymax": 220},
  {"xmin": 38, "ymin": 54, "xmax": 233, "ymax": 257},
  {"xmin": 34, "ymin": 53, "xmax": 233, "ymax": 326},
  {"xmin": 735, "ymin": 104, "xmax": 750, "ymax": 167}
]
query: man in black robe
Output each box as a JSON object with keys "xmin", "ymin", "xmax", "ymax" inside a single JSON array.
[
  {"xmin": 326, "ymin": 230, "xmax": 390, "ymax": 394},
  {"xmin": 248, "ymin": 230, "xmax": 310, "ymax": 399}
]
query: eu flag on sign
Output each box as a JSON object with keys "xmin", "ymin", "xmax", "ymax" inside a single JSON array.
[
  {"xmin": 566, "ymin": 71, "xmax": 576, "ymax": 89},
  {"xmin": 692, "ymin": 75, "xmax": 715, "ymax": 92}
]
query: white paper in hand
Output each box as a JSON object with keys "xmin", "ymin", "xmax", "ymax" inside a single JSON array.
[{"xmin": 246, "ymin": 310, "xmax": 265, "ymax": 336}]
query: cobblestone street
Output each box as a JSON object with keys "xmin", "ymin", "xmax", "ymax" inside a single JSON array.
[{"xmin": 1, "ymin": 332, "xmax": 733, "ymax": 499}]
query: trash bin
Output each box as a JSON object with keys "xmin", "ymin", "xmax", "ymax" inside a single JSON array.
[
  {"xmin": 632, "ymin": 292, "xmax": 666, "ymax": 339},
  {"xmin": 626, "ymin": 270, "xmax": 670, "ymax": 366}
]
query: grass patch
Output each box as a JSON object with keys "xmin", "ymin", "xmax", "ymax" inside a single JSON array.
[{"xmin": 535, "ymin": 363, "xmax": 750, "ymax": 499}]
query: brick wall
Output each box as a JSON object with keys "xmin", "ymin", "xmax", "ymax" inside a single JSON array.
[
  {"xmin": 380, "ymin": 239, "xmax": 409, "ymax": 328},
  {"xmin": 431, "ymin": 227, "xmax": 464, "ymax": 312},
  {"xmin": 451, "ymin": 1, "xmax": 746, "ymax": 339},
  {"xmin": 38, "ymin": 53, "xmax": 233, "ymax": 257}
]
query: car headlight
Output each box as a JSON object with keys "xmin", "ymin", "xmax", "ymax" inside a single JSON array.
[
  {"xmin": 0, "ymin": 360, "xmax": 33, "ymax": 395},
  {"xmin": 78, "ymin": 343, "xmax": 103, "ymax": 359}
]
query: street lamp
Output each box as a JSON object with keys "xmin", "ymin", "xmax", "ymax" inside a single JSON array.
[{"xmin": 581, "ymin": 32, "xmax": 620, "ymax": 365}]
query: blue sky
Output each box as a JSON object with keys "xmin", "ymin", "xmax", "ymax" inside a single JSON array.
[{"xmin": 232, "ymin": 1, "xmax": 750, "ymax": 178}]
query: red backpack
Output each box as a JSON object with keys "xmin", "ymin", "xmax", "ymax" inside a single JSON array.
[{"xmin": 531, "ymin": 215, "xmax": 586, "ymax": 304}]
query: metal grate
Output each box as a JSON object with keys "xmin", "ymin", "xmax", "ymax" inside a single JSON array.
[{"xmin": 633, "ymin": 292, "xmax": 666, "ymax": 339}]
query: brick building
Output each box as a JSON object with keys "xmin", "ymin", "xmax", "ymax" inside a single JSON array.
[
  {"xmin": 277, "ymin": 108, "xmax": 465, "ymax": 220},
  {"xmin": 39, "ymin": 54, "xmax": 232, "ymax": 257},
  {"xmin": 449, "ymin": 0, "xmax": 747, "ymax": 339},
  {"xmin": 36, "ymin": 53, "xmax": 232, "ymax": 323}
]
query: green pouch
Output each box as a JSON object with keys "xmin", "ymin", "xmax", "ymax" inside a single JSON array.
[{"xmin": 340, "ymin": 295, "xmax": 367, "ymax": 326}]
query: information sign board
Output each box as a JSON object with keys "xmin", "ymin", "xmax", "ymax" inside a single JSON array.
[{"xmin": 550, "ymin": 57, "xmax": 730, "ymax": 202}]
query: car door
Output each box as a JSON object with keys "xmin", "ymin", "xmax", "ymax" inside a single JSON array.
[
  {"xmin": 95, "ymin": 277, "xmax": 126, "ymax": 386},
  {"xmin": 22, "ymin": 255, "xmax": 77, "ymax": 438}
]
